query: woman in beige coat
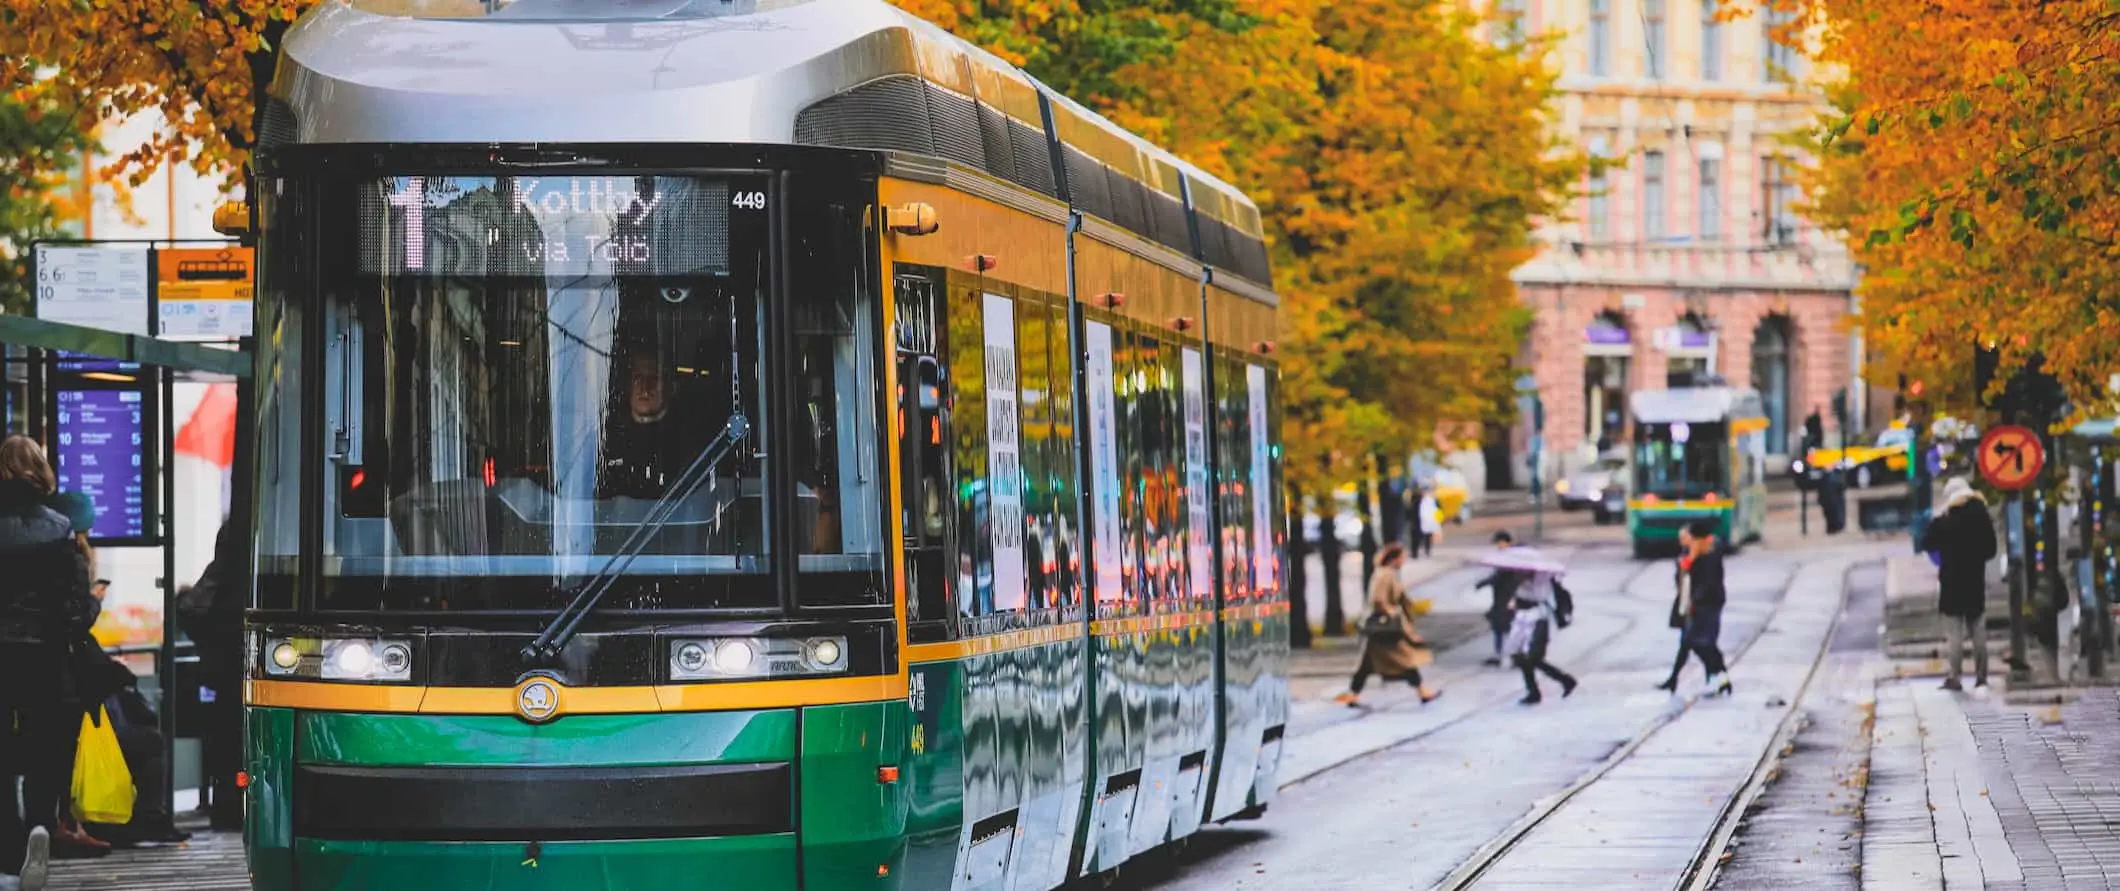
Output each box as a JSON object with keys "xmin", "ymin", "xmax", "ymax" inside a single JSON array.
[{"xmin": 1335, "ymin": 544, "xmax": 1441, "ymax": 707}]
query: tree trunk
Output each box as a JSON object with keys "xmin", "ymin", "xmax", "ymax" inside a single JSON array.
[
  {"xmin": 1320, "ymin": 529, "xmax": 1346, "ymax": 637},
  {"xmin": 1286, "ymin": 487, "xmax": 1312, "ymax": 649}
]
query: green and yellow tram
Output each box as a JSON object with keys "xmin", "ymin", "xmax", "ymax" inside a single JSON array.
[
  {"xmin": 1625, "ymin": 387, "xmax": 1769, "ymax": 558},
  {"xmin": 240, "ymin": 1, "xmax": 1289, "ymax": 888}
]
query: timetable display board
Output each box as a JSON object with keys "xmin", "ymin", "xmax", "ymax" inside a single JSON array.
[{"xmin": 50, "ymin": 386, "xmax": 157, "ymax": 544}]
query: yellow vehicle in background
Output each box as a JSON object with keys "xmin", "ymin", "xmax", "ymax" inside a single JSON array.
[{"xmin": 1802, "ymin": 421, "xmax": 1914, "ymax": 488}]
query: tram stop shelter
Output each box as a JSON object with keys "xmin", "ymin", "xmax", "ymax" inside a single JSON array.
[{"xmin": 0, "ymin": 313, "xmax": 249, "ymax": 854}]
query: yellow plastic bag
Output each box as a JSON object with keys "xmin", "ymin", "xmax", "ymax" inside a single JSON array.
[
  {"xmin": 1409, "ymin": 597, "xmax": 1435, "ymax": 617},
  {"xmin": 72, "ymin": 706, "xmax": 134, "ymax": 826}
]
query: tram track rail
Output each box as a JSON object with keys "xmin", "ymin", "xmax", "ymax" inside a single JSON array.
[{"xmin": 1431, "ymin": 554, "xmax": 1857, "ymax": 891}]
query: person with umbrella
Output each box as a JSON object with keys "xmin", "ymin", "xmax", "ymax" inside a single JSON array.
[
  {"xmin": 1485, "ymin": 546, "xmax": 1579, "ymax": 704},
  {"xmin": 1476, "ymin": 530, "xmax": 1524, "ymax": 667}
]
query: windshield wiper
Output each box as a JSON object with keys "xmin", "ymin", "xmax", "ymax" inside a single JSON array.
[{"xmin": 521, "ymin": 413, "xmax": 751, "ymax": 665}]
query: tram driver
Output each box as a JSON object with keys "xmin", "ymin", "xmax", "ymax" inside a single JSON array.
[{"xmin": 599, "ymin": 342, "xmax": 701, "ymax": 501}]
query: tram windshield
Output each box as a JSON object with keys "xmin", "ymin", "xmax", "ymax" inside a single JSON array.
[
  {"xmin": 1633, "ymin": 421, "xmax": 1729, "ymax": 499},
  {"xmin": 255, "ymin": 172, "xmax": 887, "ymax": 611}
]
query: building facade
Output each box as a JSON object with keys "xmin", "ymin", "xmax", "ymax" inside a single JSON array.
[{"xmin": 1500, "ymin": 0, "xmax": 1874, "ymax": 486}]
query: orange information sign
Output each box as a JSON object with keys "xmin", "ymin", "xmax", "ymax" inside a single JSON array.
[
  {"xmin": 1976, "ymin": 425, "xmax": 2045, "ymax": 491},
  {"xmin": 155, "ymin": 246, "xmax": 253, "ymax": 338}
]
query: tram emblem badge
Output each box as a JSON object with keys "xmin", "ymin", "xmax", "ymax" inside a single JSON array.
[{"xmin": 515, "ymin": 677, "xmax": 563, "ymax": 724}]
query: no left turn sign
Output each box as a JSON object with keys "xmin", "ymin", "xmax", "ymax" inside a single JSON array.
[{"xmin": 1976, "ymin": 425, "xmax": 2045, "ymax": 491}]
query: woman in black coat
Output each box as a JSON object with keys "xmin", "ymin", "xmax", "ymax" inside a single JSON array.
[
  {"xmin": 1918, "ymin": 477, "xmax": 1997, "ymax": 689},
  {"xmin": 1680, "ymin": 520, "xmax": 1732, "ymax": 697},
  {"xmin": 0, "ymin": 436, "xmax": 99, "ymax": 888}
]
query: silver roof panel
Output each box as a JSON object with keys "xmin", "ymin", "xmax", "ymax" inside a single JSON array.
[{"xmin": 276, "ymin": 0, "xmax": 1262, "ymax": 226}]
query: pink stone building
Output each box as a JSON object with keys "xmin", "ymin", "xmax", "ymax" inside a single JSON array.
[{"xmin": 1488, "ymin": 0, "xmax": 1885, "ymax": 487}]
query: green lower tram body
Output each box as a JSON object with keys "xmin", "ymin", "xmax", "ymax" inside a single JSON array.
[
  {"xmin": 245, "ymin": 620, "xmax": 1290, "ymax": 890},
  {"xmin": 1629, "ymin": 506, "xmax": 1733, "ymax": 546}
]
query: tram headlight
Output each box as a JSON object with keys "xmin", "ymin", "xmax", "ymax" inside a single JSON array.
[
  {"xmin": 256, "ymin": 635, "xmax": 415, "ymax": 683},
  {"xmin": 265, "ymin": 639, "xmax": 303, "ymax": 676},
  {"xmin": 668, "ymin": 636, "xmax": 851, "ymax": 680},
  {"xmin": 805, "ymin": 638, "xmax": 844, "ymax": 670},
  {"xmin": 320, "ymin": 638, "xmax": 415, "ymax": 682}
]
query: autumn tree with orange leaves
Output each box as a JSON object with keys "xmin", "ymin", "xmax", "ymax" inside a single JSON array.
[
  {"xmin": 1792, "ymin": 0, "xmax": 2120, "ymax": 418},
  {"xmin": 907, "ymin": 0, "xmax": 1582, "ymax": 491}
]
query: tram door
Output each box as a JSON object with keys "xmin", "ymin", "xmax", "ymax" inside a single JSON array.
[{"xmin": 896, "ymin": 270, "xmax": 952, "ymax": 637}]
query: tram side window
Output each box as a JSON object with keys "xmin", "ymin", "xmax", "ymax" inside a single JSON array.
[
  {"xmin": 1259, "ymin": 362, "xmax": 1286, "ymax": 598},
  {"xmin": 1148, "ymin": 335, "xmax": 1180, "ymax": 607},
  {"xmin": 896, "ymin": 270, "xmax": 953, "ymax": 631},
  {"xmin": 1043, "ymin": 299, "xmax": 1078, "ymax": 608},
  {"xmin": 321, "ymin": 174, "xmax": 773, "ymax": 612},
  {"xmin": 1216, "ymin": 353, "xmax": 1255, "ymax": 602},
  {"xmin": 790, "ymin": 181, "xmax": 887, "ymax": 606},
  {"xmin": 1117, "ymin": 327, "xmax": 1146, "ymax": 607},
  {"xmin": 1015, "ymin": 295, "xmax": 1053, "ymax": 613},
  {"xmin": 252, "ymin": 179, "xmax": 306, "ymax": 611},
  {"xmin": 948, "ymin": 280, "xmax": 990, "ymax": 617}
]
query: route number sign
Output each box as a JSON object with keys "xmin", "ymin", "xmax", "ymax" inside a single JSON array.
[{"xmin": 1976, "ymin": 425, "xmax": 2045, "ymax": 491}]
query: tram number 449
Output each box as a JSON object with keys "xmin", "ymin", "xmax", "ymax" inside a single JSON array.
[{"xmin": 731, "ymin": 190, "xmax": 768, "ymax": 210}]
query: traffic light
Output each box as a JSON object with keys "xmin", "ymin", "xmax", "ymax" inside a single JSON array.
[{"xmin": 1974, "ymin": 342, "xmax": 2000, "ymax": 407}]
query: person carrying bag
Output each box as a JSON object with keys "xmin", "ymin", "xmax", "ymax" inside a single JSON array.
[{"xmin": 1336, "ymin": 545, "xmax": 1441, "ymax": 707}]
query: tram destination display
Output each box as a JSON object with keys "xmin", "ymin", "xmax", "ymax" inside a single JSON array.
[
  {"xmin": 359, "ymin": 175, "xmax": 733, "ymax": 278},
  {"xmin": 52, "ymin": 388, "xmax": 152, "ymax": 542}
]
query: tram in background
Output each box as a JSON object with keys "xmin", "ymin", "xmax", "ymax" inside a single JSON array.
[
  {"xmin": 1625, "ymin": 387, "xmax": 1769, "ymax": 558},
  {"xmin": 240, "ymin": 0, "xmax": 1288, "ymax": 888}
]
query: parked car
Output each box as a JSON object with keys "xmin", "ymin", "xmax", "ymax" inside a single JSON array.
[{"xmin": 1556, "ymin": 457, "xmax": 1627, "ymax": 523}]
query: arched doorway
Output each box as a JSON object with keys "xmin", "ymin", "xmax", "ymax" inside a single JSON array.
[
  {"xmin": 1583, "ymin": 311, "xmax": 1631, "ymax": 453},
  {"xmin": 1751, "ymin": 315, "xmax": 1793, "ymax": 454}
]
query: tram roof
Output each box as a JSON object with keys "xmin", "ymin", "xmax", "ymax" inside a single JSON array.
[
  {"xmin": 1628, "ymin": 387, "xmax": 1765, "ymax": 424},
  {"xmin": 273, "ymin": 0, "xmax": 1264, "ymax": 239}
]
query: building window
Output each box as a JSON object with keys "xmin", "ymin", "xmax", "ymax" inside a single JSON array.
[
  {"xmin": 1763, "ymin": 6, "xmax": 1798, "ymax": 82},
  {"xmin": 1584, "ymin": 311, "xmax": 1631, "ymax": 450},
  {"xmin": 1644, "ymin": 0, "xmax": 1667, "ymax": 79},
  {"xmin": 1763, "ymin": 155, "xmax": 1796, "ymax": 245},
  {"xmin": 1587, "ymin": 170, "xmax": 1610, "ymax": 240},
  {"xmin": 1751, "ymin": 316, "xmax": 1793, "ymax": 453},
  {"xmin": 1666, "ymin": 313, "xmax": 1712, "ymax": 387},
  {"xmin": 1700, "ymin": 0, "xmax": 1722, "ymax": 80},
  {"xmin": 1698, "ymin": 156, "xmax": 1721, "ymax": 241},
  {"xmin": 1643, "ymin": 151, "xmax": 1666, "ymax": 241},
  {"xmin": 1589, "ymin": 0, "xmax": 1611, "ymax": 76}
]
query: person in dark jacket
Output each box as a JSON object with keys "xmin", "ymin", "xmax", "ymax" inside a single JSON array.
[
  {"xmin": 0, "ymin": 435, "xmax": 99, "ymax": 891},
  {"xmin": 1681, "ymin": 519, "xmax": 1732, "ymax": 697},
  {"xmin": 1657, "ymin": 532, "xmax": 1693, "ymax": 692},
  {"xmin": 1918, "ymin": 477, "xmax": 1997, "ymax": 690},
  {"xmin": 1477, "ymin": 530, "xmax": 1524, "ymax": 666},
  {"xmin": 176, "ymin": 518, "xmax": 249, "ymax": 831}
]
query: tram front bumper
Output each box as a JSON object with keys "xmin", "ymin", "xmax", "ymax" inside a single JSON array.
[{"xmin": 247, "ymin": 702, "xmax": 907, "ymax": 890}]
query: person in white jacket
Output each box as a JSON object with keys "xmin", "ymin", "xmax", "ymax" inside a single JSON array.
[{"xmin": 1414, "ymin": 488, "xmax": 1441, "ymax": 558}]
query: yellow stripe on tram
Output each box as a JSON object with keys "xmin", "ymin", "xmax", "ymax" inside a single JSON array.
[{"xmin": 247, "ymin": 674, "xmax": 908, "ymax": 715}]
